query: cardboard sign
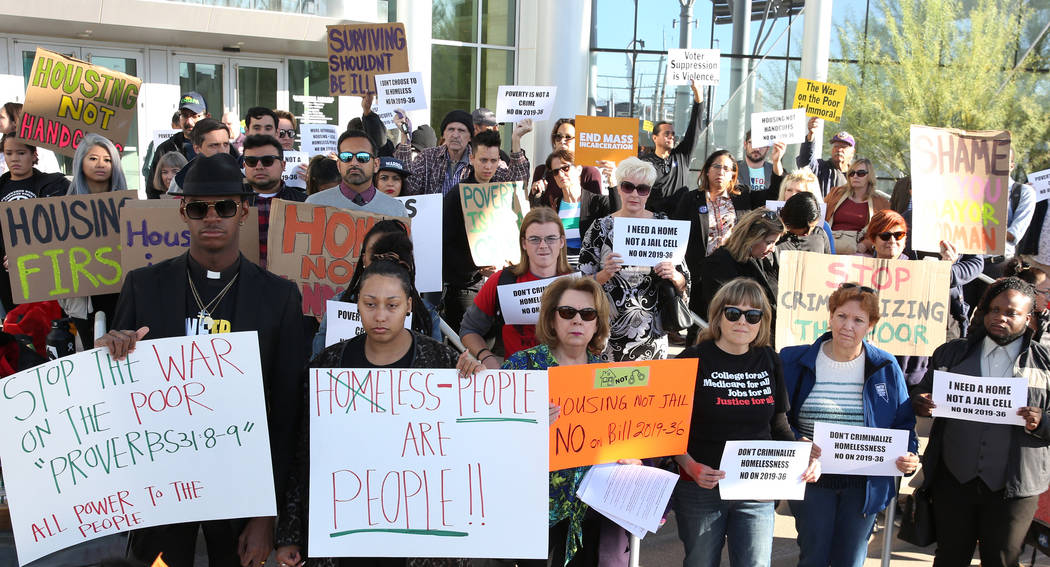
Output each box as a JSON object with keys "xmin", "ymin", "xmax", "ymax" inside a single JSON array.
[
  {"xmin": 718, "ymin": 441, "xmax": 810, "ymax": 500},
  {"xmin": 666, "ymin": 49, "xmax": 721, "ymax": 86},
  {"xmin": 20, "ymin": 48, "xmax": 141, "ymax": 157},
  {"xmin": 281, "ymin": 150, "xmax": 308, "ymax": 189},
  {"xmin": 547, "ymin": 359, "xmax": 698, "ymax": 471},
  {"xmin": 496, "ymin": 86, "xmax": 557, "ymax": 122},
  {"xmin": 0, "ymin": 332, "xmax": 274, "ymax": 565},
  {"xmin": 266, "ymin": 199, "xmax": 409, "ymax": 317},
  {"xmin": 751, "ymin": 108, "xmax": 807, "ymax": 146},
  {"xmin": 119, "ymin": 200, "xmax": 259, "ymax": 274},
  {"xmin": 0, "ymin": 191, "xmax": 137, "ymax": 303},
  {"xmin": 932, "ymin": 371, "xmax": 1027, "ymax": 426},
  {"xmin": 326, "ymin": 23, "xmax": 410, "ymax": 96},
  {"xmin": 574, "ymin": 116, "xmax": 639, "ymax": 167},
  {"xmin": 813, "ymin": 422, "xmax": 909, "ymax": 477},
  {"xmin": 151, "ymin": 129, "xmax": 181, "ymax": 150},
  {"xmin": 324, "ymin": 300, "xmax": 411, "ymax": 347},
  {"xmin": 776, "ymin": 251, "xmax": 952, "ymax": 356},
  {"xmin": 1029, "ymin": 169, "xmax": 1050, "ymax": 202},
  {"xmin": 792, "ymin": 79, "xmax": 847, "ymax": 123},
  {"xmin": 299, "ymin": 124, "xmax": 340, "ymax": 156},
  {"xmin": 459, "ymin": 182, "xmax": 523, "ymax": 267},
  {"xmin": 497, "ymin": 276, "xmax": 563, "ymax": 325},
  {"xmin": 910, "ymin": 125, "xmax": 1010, "ymax": 255},
  {"xmin": 612, "ymin": 217, "xmax": 689, "ymax": 267},
  {"xmin": 765, "ymin": 200, "xmax": 826, "ymax": 221},
  {"xmin": 308, "ymin": 368, "xmax": 548, "ymax": 558},
  {"xmin": 375, "ymin": 71, "xmax": 427, "ymax": 112},
  {"xmin": 396, "ymin": 194, "xmax": 442, "ymax": 293}
]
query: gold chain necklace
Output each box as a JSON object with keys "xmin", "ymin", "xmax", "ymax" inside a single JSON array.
[{"xmin": 187, "ymin": 270, "xmax": 239, "ymax": 327}]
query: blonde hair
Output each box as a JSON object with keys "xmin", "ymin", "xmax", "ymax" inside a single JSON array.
[
  {"xmin": 535, "ymin": 276, "xmax": 610, "ymax": 355},
  {"xmin": 613, "ymin": 156, "xmax": 657, "ymax": 186},
  {"xmin": 722, "ymin": 208, "xmax": 785, "ymax": 263},
  {"xmin": 778, "ymin": 167, "xmax": 820, "ymax": 201},
  {"xmin": 512, "ymin": 207, "xmax": 572, "ymax": 277},
  {"xmin": 698, "ymin": 277, "xmax": 772, "ymax": 347}
]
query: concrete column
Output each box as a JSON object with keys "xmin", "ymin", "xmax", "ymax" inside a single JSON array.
[
  {"xmin": 799, "ymin": 0, "xmax": 833, "ymax": 158},
  {"xmin": 727, "ymin": 0, "xmax": 752, "ymax": 157}
]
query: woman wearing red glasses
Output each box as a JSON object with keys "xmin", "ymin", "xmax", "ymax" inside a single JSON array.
[{"xmin": 825, "ymin": 158, "xmax": 890, "ymax": 255}]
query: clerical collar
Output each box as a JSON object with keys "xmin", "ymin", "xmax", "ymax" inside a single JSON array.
[{"xmin": 187, "ymin": 253, "xmax": 241, "ymax": 281}]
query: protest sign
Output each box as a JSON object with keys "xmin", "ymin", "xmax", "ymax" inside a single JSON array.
[
  {"xmin": 574, "ymin": 116, "xmax": 638, "ymax": 167},
  {"xmin": 299, "ymin": 124, "xmax": 340, "ymax": 156},
  {"xmin": 396, "ymin": 194, "xmax": 442, "ymax": 293},
  {"xmin": 266, "ymin": 199, "xmax": 409, "ymax": 317},
  {"xmin": 813, "ymin": 422, "xmax": 909, "ymax": 476},
  {"xmin": 932, "ymin": 371, "xmax": 1027, "ymax": 426},
  {"xmin": 718, "ymin": 441, "xmax": 810, "ymax": 500},
  {"xmin": 1028, "ymin": 168, "xmax": 1050, "ymax": 202},
  {"xmin": 751, "ymin": 108, "xmax": 807, "ymax": 146},
  {"xmin": 371, "ymin": 105, "xmax": 397, "ymax": 129},
  {"xmin": 375, "ymin": 71, "xmax": 427, "ymax": 112},
  {"xmin": 0, "ymin": 332, "xmax": 273, "ymax": 565},
  {"xmin": 496, "ymin": 86, "xmax": 557, "ymax": 122},
  {"xmin": 792, "ymin": 79, "xmax": 847, "ymax": 122},
  {"xmin": 497, "ymin": 276, "xmax": 563, "ymax": 325},
  {"xmin": 665, "ymin": 49, "xmax": 721, "ymax": 86},
  {"xmin": 119, "ymin": 200, "xmax": 259, "ymax": 274},
  {"xmin": 612, "ymin": 217, "xmax": 689, "ymax": 267},
  {"xmin": 151, "ymin": 129, "xmax": 180, "ymax": 150},
  {"xmin": 293, "ymin": 94, "xmax": 336, "ymax": 124},
  {"xmin": 910, "ymin": 125, "xmax": 1010, "ymax": 255},
  {"xmin": 577, "ymin": 464, "xmax": 678, "ymax": 538},
  {"xmin": 20, "ymin": 48, "xmax": 141, "ymax": 157},
  {"xmin": 282, "ymin": 150, "xmax": 307, "ymax": 189},
  {"xmin": 776, "ymin": 251, "xmax": 951, "ymax": 356},
  {"xmin": 765, "ymin": 200, "xmax": 826, "ymax": 220},
  {"xmin": 0, "ymin": 191, "xmax": 137, "ymax": 303},
  {"xmin": 547, "ymin": 358, "xmax": 698, "ymax": 471},
  {"xmin": 459, "ymin": 182, "xmax": 523, "ymax": 267},
  {"xmin": 326, "ymin": 23, "xmax": 409, "ymax": 96},
  {"xmin": 324, "ymin": 300, "xmax": 411, "ymax": 346},
  {"xmin": 308, "ymin": 368, "xmax": 548, "ymax": 558}
]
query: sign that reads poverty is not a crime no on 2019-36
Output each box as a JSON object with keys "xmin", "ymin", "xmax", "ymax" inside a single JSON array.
[{"xmin": 327, "ymin": 23, "xmax": 410, "ymax": 96}]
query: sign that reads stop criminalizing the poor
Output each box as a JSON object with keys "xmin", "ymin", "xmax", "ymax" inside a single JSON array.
[
  {"xmin": 792, "ymin": 79, "xmax": 847, "ymax": 123},
  {"xmin": 574, "ymin": 116, "xmax": 638, "ymax": 167},
  {"xmin": 776, "ymin": 251, "xmax": 951, "ymax": 356},
  {"xmin": 327, "ymin": 23, "xmax": 410, "ymax": 96},
  {"xmin": 20, "ymin": 48, "xmax": 142, "ymax": 157}
]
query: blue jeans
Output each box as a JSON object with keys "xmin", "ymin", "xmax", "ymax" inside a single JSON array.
[
  {"xmin": 788, "ymin": 482, "xmax": 878, "ymax": 567},
  {"xmin": 672, "ymin": 479, "xmax": 774, "ymax": 567}
]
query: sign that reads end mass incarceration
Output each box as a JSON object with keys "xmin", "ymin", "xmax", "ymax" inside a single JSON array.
[
  {"xmin": 460, "ymin": 182, "xmax": 523, "ymax": 268},
  {"xmin": 612, "ymin": 217, "xmax": 689, "ymax": 267},
  {"xmin": 308, "ymin": 368, "xmax": 548, "ymax": 558},
  {"xmin": 665, "ymin": 49, "xmax": 721, "ymax": 85},
  {"xmin": 0, "ymin": 191, "xmax": 137, "ymax": 304},
  {"xmin": 20, "ymin": 48, "xmax": 141, "ymax": 157},
  {"xmin": 266, "ymin": 199, "xmax": 409, "ymax": 317},
  {"xmin": 574, "ymin": 115, "xmax": 638, "ymax": 167},
  {"xmin": 547, "ymin": 359, "xmax": 698, "ymax": 471},
  {"xmin": 932, "ymin": 370, "xmax": 1027, "ymax": 426},
  {"xmin": 0, "ymin": 332, "xmax": 274, "ymax": 565},
  {"xmin": 792, "ymin": 79, "xmax": 847, "ymax": 123},
  {"xmin": 813, "ymin": 422, "xmax": 910, "ymax": 477},
  {"xmin": 910, "ymin": 125, "xmax": 1010, "ymax": 255},
  {"xmin": 327, "ymin": 23, "xmax": 409, "ymax": 96},
  {"xmin": 776, "ymin": 251, "xmax": 951, "ymax": 356}
]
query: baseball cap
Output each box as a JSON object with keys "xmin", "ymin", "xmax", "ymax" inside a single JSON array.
[
  {"xmin": 377, "ymin": 157, "xmax": 411, "ymax": 178},
  {"xmin": 831, "ymin": 131, "xmax": 855, "ymax": 147},
  {"xmin": 179, "ymin": 92, "xmax": 207, "ymax": 115}
]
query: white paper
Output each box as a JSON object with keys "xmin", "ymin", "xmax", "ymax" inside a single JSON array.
[
  {"xmin": 496, "ymin": 276, "xmax": 562, "ymax": 325},
  {"xmin": 372, "ymin": 105, "xmax": 397, "ymax": 130},
  {"xmin": 496, "ymin": 86, "xmax": 557, "ymax": 122},
  {"xmin": 152, "ymin": 128, "xmax": 180, "ymax": 149},
  {"xmin": 612, "ymin": 217, "xmax": 690, "ymax": 267},
  {"xmin": 813, "ymin": 422, "xmax": 909, "ymax": 476},
  {"xmin": 718, "ymin": 441, "xmax": 810, "ymax": 501},
  {"xmin": 576, "ymin": 464, "xmax": 678, "ymax": 534},
  {"xmin": 932, "ymin": 370, "xmax": 1027, "ymax": 426},
  {"xmin": 1029, "ymin": 168, "xmax": 1050, "ymax": 202},
  {"xmin": 281, "ymin": 150, "xmax": 307, "ymax": 189},
  {"xmin": 751, "ymin": 108, "xmax": 807, "ymax": 147},
  {"xmin": 666, "ymin": 49, "xmax": 721, "ymax": 86},
  {"xmin": 375, "ymin": 71, "xmax": 428, "ymax": 112},
  {"xmin": 396, "ymin": 194, "xmax": 443, "ymax": 293},
  {"xmin": 308, "ymin": 368, "xmax": 549, "ymax": 558},
  {"xmin": 299, "ymin": 124, "xmax": 340, "ymax": 156},
  {"xmin": 765, "ymin": 199, "xmax": 826, "ymax": 221},
  {"xmin": 0, "ymin": 333, "xmax": 274, "ymax": 565},
  {"xmin": 325, "ymin": 300, "xmax": 412, "ymax": 347}
]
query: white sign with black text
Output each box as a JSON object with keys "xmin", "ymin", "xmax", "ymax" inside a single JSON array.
[
  {"xmin": 751, "ymin": 108, "xmax": 807, "ymax": 147},
  {"xmin": 932, "ymin": 370, "xmax": 1027, "ymax": 426},
  {"xmin": 281, "ymin": 150, "xmax": 307, "ymax": 189},
  {"xmin": 718, "ymin": 440, "xmax": 810, "ymax": 500},
  {"xmin": 1028, "ymin": 168, "xmax": 1050, "ymax": 202},
  {"xmin": 612, "ymin": 217, "xmax": 690, "ymax": 267},
  {"xmin": 813, "ymin": 422, "xmax": 909, "ymax": 476},
  {"xmin": 496, "ymin": 86, "xmax": 557, "ymax": 122},
  {"xmin": 396, "ymin": 194, "xmax": 443, "ymax": 293},
  {"xmin": 300, "ymin": 124, "xmax": 340, "ymax": 156},
  {"xmin": 666, "ymin": 49, "xmax": 721, "ymax": 86},
  {"xmin": 497, "ymin": 276, "xmax": 563, "ymax": 325},
  {"xmin": 325, "ymin": 300, "xmax": 412, "ymax": 347},
  {"xmin": 375, "ymin": 71, "xmax": 428, "ymax": 112}
]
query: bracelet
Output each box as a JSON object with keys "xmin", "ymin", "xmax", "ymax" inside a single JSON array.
[
  {"xmin": 480, "ymin": 353, "xmax": 497, "ymax": 364},
  {"xmin": 476, "ymin": 348, "xmax": 492, "ymax": 359}
]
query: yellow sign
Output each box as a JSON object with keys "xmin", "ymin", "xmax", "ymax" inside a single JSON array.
[{"xmin": 792, "ymin": 79, "xmax": 847, "ymax": 122}]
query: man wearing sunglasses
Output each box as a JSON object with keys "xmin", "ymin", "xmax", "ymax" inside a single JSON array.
[
  {"xmin": 242, "ymin": 134, "xmax": 306, "ymax": 269},
  {"xmin": 306, "ymin": 129, "xmax": 407, "ymax": 217},
  {"xmin": 97, "ymin": 152, "xmax": 309, "ymax": 567},
  {"xmin": 796, "ymin": 117, "xmax": 854, "ymax": 198}
]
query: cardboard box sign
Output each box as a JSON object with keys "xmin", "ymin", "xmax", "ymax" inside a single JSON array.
[{"xmin": 327, "ymin": 23, "xmax": 410, "ymax": 96}]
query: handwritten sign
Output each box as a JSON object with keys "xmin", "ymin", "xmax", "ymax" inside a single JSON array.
[
  {"xmin": 813, "ymin": 422, "xmax": 909, "ymax": 476},
  {"xmin": 308, "ymin": 368, "xmax": 547, "ymax": 558},
  {"xmin": 459, "ymin": 182, "xmax": 522, "ymax": 267},
  {"xmin": 281, "ymin": 150, "xmax": 307, "ymax": 189},
  {"xmin": 612, "ymin": 217, "xmax": 689, "ymax": 267},
  {"xmin": 574, "ymin": 116, "xmax": 638, "ymax": 167},
  {"xmin": 665, "ymin": 49, "xmax": 721, "ymax": 86},
  {"xmin": 932, "ymin": 371, "xmax": 1026, "ymax": 426},
  {"xmin": 396, "ymin": 194, "xmax": 442, "ymax": 293},
  {"xmin": 20, "ymin": 48, "xmax": 141, "ymax": 157},
  {"xmin": 750, "ymin": 108, "xmax": 807, "ymax": 146},
  {"xmin": 792, "ymin": 79, "xmax": 847, "ymax": 123},
  {"xmin": 496, "ymin": 276, "xmax": 562, "ymax": 325},
  {"xmin": 299, "ymin": 124, "xmax": 340, "ymax": 156},
  {"xmin": 326, "ymin": 23, "xmax": 409, "ymax": 96},
  {"xmin": 718, "ymin": 441, "xmax": 810, "ymax": 500},
  {"xmin": 496, "ymin": 86, "xmax": 557, "ymax": 122},
  {"xmin": 0, "ymin": 332, "xmax": 273, "ymax": 565},
  {"xmin": 910, "ymin": 125, "xmax": 1010, "ymax": 255},
  {"xmin": 547, "ymin": 359, "xmax": 698, "ymax": 471},
  {"xmin": 776, "ymin": 251, "xmax": 951, "ymax": 356},
  {"xmin": 324, "ymin": 300, "xmax": 411, "ymax": 347},
  {"xmin": 765, "ymin": 199, "xmax": 826, "ymax": 221},
  {"xmin": 375, "ymin": 71, "xmax": 427, "ymax": 112}
]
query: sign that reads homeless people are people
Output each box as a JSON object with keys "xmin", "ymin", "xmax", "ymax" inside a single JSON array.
[
  {"xmin": 776, "ymin": 251, "xmax": 951, "ymax": 356},
  {"xmin": 20, "ymin": 48, "xmax": 141, "ymax": 157},
  {"xmin": 0, "ymin": 332, "xmax": 274, "ymax": 565},
  {"xmin": 326, "ymin": 23, "xmax": 410, "ymax": 96}
]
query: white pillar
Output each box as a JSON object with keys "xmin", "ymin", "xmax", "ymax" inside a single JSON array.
[
  {"xmin": 727, "ymin": 0, "xmax": 752, "ymax": 157},
  {"xmin": 799, "ymin": 0, "xmax": 833, "ymax": 157}
]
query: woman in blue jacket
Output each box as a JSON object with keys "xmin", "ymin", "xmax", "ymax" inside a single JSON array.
[{"xmin": 780, "ymin": 283, "xmax": 920, "ymax": 567}]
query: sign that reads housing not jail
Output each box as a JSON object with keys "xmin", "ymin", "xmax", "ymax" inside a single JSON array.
[{"xmin": 327, "ymin": 23, "xmax": 410, "ymax": 96}]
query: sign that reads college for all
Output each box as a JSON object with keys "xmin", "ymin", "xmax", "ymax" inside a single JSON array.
[
  {"xmin": 20, "ymin": 48, "xmax": 142, "ymax": 157},
  {"xmin": 327, "ymin": 23, "xmax": 410, "ymax": 96}
]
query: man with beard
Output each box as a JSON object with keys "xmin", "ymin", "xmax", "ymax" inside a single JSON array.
[
  {"xmin": 912, "ymin": 276, "xmax": 1050, "ymax": 567},
  {"xmin": 242, "ymin": 134, "xmax": 306, "ymax": 269},
  {"xmin": 641, "ymin": 80, "xmax": 703, "ymax": 214},
  {"xmin": 307, "ymin": 129, "xmax": 406, "ymax": 217},
  {"xmin": 737, "ymin": 130, "xmax": 786, "ymax": 200}
]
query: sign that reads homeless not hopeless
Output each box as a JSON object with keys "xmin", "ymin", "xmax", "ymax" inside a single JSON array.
[
  {"xmin": 20, "ymin": 48, "xmax": 141, "ymax": 157},
  {"xmin": 327, "ymin": 23, "xmax": 410, "ymax": 96}
]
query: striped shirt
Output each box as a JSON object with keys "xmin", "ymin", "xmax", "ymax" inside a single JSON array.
[
  {"xmin": 797, "ymin": 343, "xmax": 866, "ymax": 438},
  {"xmin": 559, "ymin": 199, "xmax": 582, "ymax": 251}
]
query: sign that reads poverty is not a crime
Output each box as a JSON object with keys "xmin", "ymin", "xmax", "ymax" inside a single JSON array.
[
  {"xmin": 612, "ymin": 217, "xmax": 689, "ymax": 267},
  {"xmin": 718, "ymin": 441, "xmax": 811, "ymax": 500},
  {"xmin": 932, "ymin": 370, "xmax": 1027, "ymax": 426},
  {"xmin": 496, "ymin": 86, "xmax": 557, "ymax": 122},
  {"xmin": 665, "ymin": 49, "xmax": 721, "ymax": 86},
  {"xmin": 459, "ymin": 182, "xmax": 523, "ymax": 268},
  {"xmin": 0, "ymin": 332, "xmax": 274, "ymax": 565},
  {"xmin": 327, "ymin": 23, "xmax": 410, "ymax": 96},
  {"xmin": 1029, "ymin": 168, "xmax": 1050, "ymax": 202},
  {"xmin": 20, "ymin": 48, "xmax": 142, "ymax": 157},
  {"xmin": 776, "ymin": 251, "xmax": 951, "ymax": 356},
  {"xmin": 282, "ymin": 151, "xmax": 308, "ymax": 189},
  {"xmin": 910, "ymin": 125, "xmax": 1010, "ymax": 255},
  {"xmin": 308, "ymin": 368, "xmax": 548, "ymax": 558},
  {"xmin": 813, "ymin": 422, "xmax": 910, "ymax": 477},
  {"xmin": 751, "ymin": 108, "xmax": 807, "ymax": 147},
  {"xmin": 324, "ymin": 300, "xmax": 411, "ymax": 347},
  {"xmin": 792, "ymin": 79, "xmax": 847, "ymax": 123},
  {"xmin": 574, "ymin": 116, "xmax": 638, "ymax": 167}
]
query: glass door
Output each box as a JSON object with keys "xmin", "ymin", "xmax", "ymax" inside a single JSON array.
[
  {"xmin": 172, "ymin": 54, "xmax": 229, "ymax": 120},
  {"xmin": 85, "ymin": 47, "xmax": 145, "ymax": 192},
  {"xmin": 232, "ymin": 58, "xmax": 287, "ymax": 124}
]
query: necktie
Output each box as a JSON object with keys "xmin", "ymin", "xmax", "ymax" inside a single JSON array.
[{"xmin": 352, "ymin": 192, "xmax": 367, "ymax": 206}]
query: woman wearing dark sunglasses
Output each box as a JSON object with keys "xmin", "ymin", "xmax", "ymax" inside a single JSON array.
[
  {"xmin": 534, "ymin": 149, "xmax": 619, "ymax": 265},
  {"xmin": 530, "ymin": 118, "xmax": 605, "ymax": 200},
  {"xmin": 825, "ymin": 158, "xmax": 890, "ymax": 255}
]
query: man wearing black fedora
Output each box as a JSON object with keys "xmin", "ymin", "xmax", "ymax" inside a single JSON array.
[{"xmin": 96, "ymin": 153, "xmax": 308, "ymax": 567}]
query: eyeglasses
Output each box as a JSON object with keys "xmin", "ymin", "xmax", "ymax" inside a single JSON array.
[
  {"xmin": 553, "ymin": 164, "xmax": 572, "ymax": 173},
  {"xmin": 848, "ymin": 169, "xmax": 868, "ymax": 177},
  {"xmin": 278, "ymin": 129, "xmax": 296, "ymax": 139},
  {"xmin": 839, "ymin": 282, "xmax": 877, "ymax": 294},
  {"xmin": 619, "ymin": 181, "xmax": 651, "ymax": 196},
  {"xmin": 710, "ymin": 164, "xmax": 735, "ymax": 172},
  {"xmin": 183, "ymin": 199, "xmax": 240, "ymax": 220},
  {"xmin": 723, "ymin": 306, "xmax": 762, "ymax": 324},
  {"xmin": 525, "ymin": 235, "xmax": 562, "ymax": 246},
  {"xmin": 556, "ymin": 306, "xmax": 599, "ymax": 321},
  {"xmin": 876, "ymin": 231, "xmax": 906, "ymax": 241},
  {"xmin": 242, "ymin": 155, "xmax": 280, "ymax": 168},
  {"xmin": 338, "ymin": 151, "xmax": 374, "ymax": 164},
  {"xmin": 553, "ymin": 134, "xmax": 575, "ymax": 142}
]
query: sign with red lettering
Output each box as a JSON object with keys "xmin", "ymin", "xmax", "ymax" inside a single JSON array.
[
  {"xmin": 0, "ymin": 332, "xmax": 273, "ymax": 565},
  {"xmin": 776, "ymin": 251, "xmax": 951, "ymax": 356},
  {"xmin": 308, "ymin": 368, "xmax": 548, "ymax": 558}
]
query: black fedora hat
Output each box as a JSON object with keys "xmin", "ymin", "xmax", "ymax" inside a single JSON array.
[{"xmin": 168, "ymin": 153, "xmax": 252, "ymax": 197}]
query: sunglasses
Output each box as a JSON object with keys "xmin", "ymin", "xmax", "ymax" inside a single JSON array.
[
  {"xmin": 278, "ymin": 129, "xmax": 296, "ymax": 139},
  {"xmin": 839, "ymin": 282, "xmax": 877, "ymax": 294},
  {"xmin": 848, "ymin": 169, "xmax": 868, "ymax": 177},
  {"xmin": 556, "ymin": 306, "xmax": 599, "ymax": 321},
  {"xmin": 183, "ymin": 199, "xmax": 240, "ymax": 220},
  {"xmin": 620, "ymin": 181, "xmax": 652, "ymax": 196},
  {"xmin": 553, "ymin": 134, "xmax": 575, "ymax": 142},
  {"xmin": 723, "ymin": 306, "xmax": 762, "ymax": 325},
  {"xmin": 338, "ymin": 151, "xmax": 374, "ymax": 164},
  {"xmin": 242, "ymin": 155, "xmax": 280, "ymax": 168},
  {"xmin": 877, "ymin": 231, "xmax": 906, "ymax": 241},
  {"xmin": 553, "ymin": 164, "xmax": 572, "ymax": 173}
]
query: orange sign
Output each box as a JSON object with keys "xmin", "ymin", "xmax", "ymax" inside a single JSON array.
[
  {"xmin": 548, "ymin": 358, "xmax": 698, "ymax": 471},
  {"xmin": 574, "ymin": 115, "xmax": 639, "ymax": 167}
]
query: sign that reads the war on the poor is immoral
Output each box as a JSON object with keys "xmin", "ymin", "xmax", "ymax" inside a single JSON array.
[
  {"xmin": 326, "ymin": 23, "xmax": 409, "ymax": 95},
  {"xmin": 932, "ymin": 370, "xmax": 1027, "ymax": 426},
  {"xmin": 611, "ymin": 217, "xmax": 689, "ymax": 267},
  {"xmin": 792, "ymin": 78, "xmax": 847, "ymax": 123}
]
